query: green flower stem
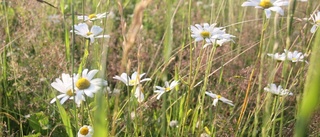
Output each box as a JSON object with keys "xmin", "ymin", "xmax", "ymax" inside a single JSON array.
[{"xmin": 78, "ymin": 39, "xmax": 90, "ymax": 75}]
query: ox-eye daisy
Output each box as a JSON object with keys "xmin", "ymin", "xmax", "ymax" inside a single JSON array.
[
  {"xmin": 268, "ymin": 49, "xmax": 306, "ymax": 63},
  {"xmin": 50, "ymin": 73, "xmax": 84, "ymax": 105},
  {"xmin": 78, "ymin": 125, "xmax": 93, "ymax": 137},
  {"xmin": 71, "ymin": 23, "xmax": 110, "ymax": 43},
  {"xmin": 74, "ymin": 69, "xmax": 108, "ymax": 98},
  {"xmin": 205, "ymin": 91, "xmax": 234, "ymax": 106},
  {"xmin": 78, "ymin": 12, "xmax": 107, "ymax": 21},
  {"xmin": 241, "ymin": 0, "xmax": 289, "ymax": 18},
  {"xmin": 264, "ymin": 83, "xmax": 293, "ymax": 96},
  {"xmin": 310, "ymin": 11, "xmax": 320, "ymax": 33},
  {"xmin": 154, "ymin": 80, "xmax": 179, "ymax": 99},
  {"xmin": 190, "ymin": 23, "xmax": 235, "ymax": 48},
  {"xmin": 113, "ymin": 71, "xmax": 151, "ymax": 86},
  {"xmin": 284, "ymin": 49, "xmax": 305, "ymax": 63}
]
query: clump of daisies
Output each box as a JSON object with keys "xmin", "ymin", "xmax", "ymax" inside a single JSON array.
[
  {"xmin": 264, "ymin": 83, "xmax": 293, "ymax": 96},
  {"xmin": 241, "ymin": 0, "xmax": 289, "ymax": 18},
  {"xmin": 71, "ymin": 23, "xmax": 110, "ymax": 44},
  {"xmin": 267, "ymin": 49, "xmax": 306, "ymax": 63},
  {"xmin": 190, "ymin": 23, "xmax": 235, "ymax": 48},
  {"xmin": 50, "ymin": 69, "xmax": 108, "ymax": 106},
  {"xmin": 310, "ymin": 11, "xmax": 320, "ymax": 33},
  {"xmin": 205, "ymin": 91, "xmax": 234, "ymax": 106}
]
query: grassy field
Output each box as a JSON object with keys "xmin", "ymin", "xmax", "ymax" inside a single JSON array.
[{"xmin": 1, "ymin": 0, "xmax": 320, "ymax": 136}]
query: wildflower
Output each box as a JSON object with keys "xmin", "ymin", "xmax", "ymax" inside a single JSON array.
[
  {"xmin": 267, "ymin": 49, "xmax": 306, "ymax": 63},
  {"xmin": 78, "ymin": 125, "xmax": 93, "ymax": 137},
  {"xmin": 284, "ymin": 49, "xmax": 305, "ymax": 63},
  {"xmin": 264, "ymin": 83, "xmax": 293, "ymax": 96},
  {"xmin": 74, "ymin": 69, "xmax": 108, "ymax": 98},
  {"xmin": 154, "ymin": 80, "xmax": 179, "ymax": 99},
  {"xmin": 49, "ymin": 73, "xmax": 85, "ymax": 106},
  {"xmin": 241, "ymin": 0, "xmax": 289, "ymax": 18},
  {"xmin": 50, "ymin": 73, "xmax": 74, "ymax": 104},
  {"xmin": 205, "ymin": 92, "xmax": 234, "ymax": 106},
  {"xmin": 310, "ymin": 11, "xmax": 320, "ymax": 33},
  {"xmin": 134, "ymin": 86, "xmax": 144, "ymax": 103},
  {"xmin": 169, "ymin": 120, "xmax": 179, "ymax": 128},
  {"xmin": 71, "ymin": 23, "xmax": 110, "ymax": 43},
  {"xmin": 113, "ymin": 71, "xmax": 151, "ymax": 86},
  {"xmin": 78, "ymin": 12, "xmax": 107, "ymax": 21},
  {"xmin": 190, "ymin": 23, "xmax": 235, "ymax": 48}
]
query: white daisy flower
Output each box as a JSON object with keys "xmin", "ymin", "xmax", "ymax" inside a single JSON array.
[
  {"xmin": 154, "ymin": 80, "xmax": 179, "ymax": 100},
  {"xmin": 310, "ymin": 11, "xmax": 320, "ymax": 33},
  {"xmin": 267, "ymin": 52, "xmax": 286, "ymax": 61},
  {"xmin": 169, "ymin": 120, "xmax": 179, "ymax": 128},
  {"xmin": 268, "ymin": 49, "xmax": 306, "ymax": 63},
  {"xmin": 241, "ymin": 0, "xmax": 289, "ymax": 18},
  {"xmin": 284, "ymin": 49, "xmax": 305, "ymax": 63},
  {"xmin": 50, "ymin": 73, "xmax": 74, "ymax": 104},
  {"xmin": 74, "ymin": 69, "xmax": 108, "ymax": 98},
  {"xmin": 77, "ymin": 125, "xmax": 93, "ymax": 137},
  {"xmin": 113, "ymin": 71, "xmax": 151, "ymax": 86},
  {"xmin": 264, "ymin": 83, "xmax": 293, "ymax": 96},
  {"xmin": 205, "ymin": 92, "xmax": 234, "ymax": 106},
  {"xmin": 50, "ymin": 73, "xmax": 85, "ymax": 106},
  {"xmin": 71, "ymin": 23, "xmax": 110, "ymax": 43},
  {"xmin": 134, "ymin": 86, "xmax": 144, "ymax": 103},
  {"xmin": 190, "ymin": 23, "xmax": 235, "ymax": 48},
  {"xmin": 78, "ymin": 12, "xmax": 107, "ymax": 21}
]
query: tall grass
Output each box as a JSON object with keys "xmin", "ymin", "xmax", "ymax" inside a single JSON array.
[{"xmin": 0, "ymin": 0, "xmax": 319, "ymax": 136}]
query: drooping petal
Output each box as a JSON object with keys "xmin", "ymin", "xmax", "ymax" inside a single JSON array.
[{"xmin": 264, "ymin": 9, "xmax": 272, "ymax": 18}]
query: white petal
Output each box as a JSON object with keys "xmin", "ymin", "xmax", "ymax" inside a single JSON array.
[
  {"xmin": 156, "ymin": 92, "xmax": 165, "ymax": 100},
  {"xmin": 60, "ymin": 96, "xmax": 69, "ymax": 104},
  {"xmin": 91, "ymin": 25, "xmax": 103, "ymax": 35},
  {"xmin": 241, "ymin": 1, "xmax": 258, "ymax": 7},
  {"xmin": 86, "ymin": 69, "xmax": 99, "ymax": 80},
  {"xmin": 310, "ymin": 25, "xmax": 318, "ymax": 33},
  {"xmin": 95, "ymin": 35, "xmax": 110, "ymax": 38},
  {"xmin": 269, "ymin": 6, "xmax": 284, "ymax": 15},
  {"xmin": 264, "ymin": 9, "xmax": 272, "ymax": 18},
  {"xmin": 213, "ymin": 98, "xmax": 219, "ymax": 106}
]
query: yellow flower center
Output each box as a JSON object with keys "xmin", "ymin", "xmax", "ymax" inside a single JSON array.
[
  {"xmin": 79, "ymin": 126, "xmax": 89, "ymax": 135},
  {"xmin": 165, "ymin": 87, "xmax": 171, "ymax": 92},
  {"xmin": 129, "ymin": 79, "xmax": 137, "ymax": 85},
  {"xmin": 316, "ymin": 20, "xmax": 320, "ymax": 24},
  {"xmin": 259, "ymin": 0, "xmax": 273, "ymax": 9},
  {"xmin": 76, "ymin": 78, "xmax": 91, "ymax": 90},
  {"xmin": 88, "ymin": 14, "xmax": 97, "ymax": 19},
  {"xmin": 216, "ymin": 95, "xmax": 222, "ymax": 99},
  {"xmin": 200, "ymin": 31, "xmax": 210, "ymax": 38},
  {"xmin": 292, "ymin": 57, "xmax": 297, "ymax": 61},
  {"xmin": 86, "ymin": 32, "xmax": 93, "ymax": 36},
  {"xmin": 66, "ymin": 89, "xmax": 74, "ymax": 96}
]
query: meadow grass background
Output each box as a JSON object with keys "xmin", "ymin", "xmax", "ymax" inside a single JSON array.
[{"xmin": 1, "ymin": 0, "xmax": 320, "ymax": 136}]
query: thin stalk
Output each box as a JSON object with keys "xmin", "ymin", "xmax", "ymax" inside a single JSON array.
[{"xmin": 253, "ymin": 16, "xmax": 267, "ymax": 137}]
